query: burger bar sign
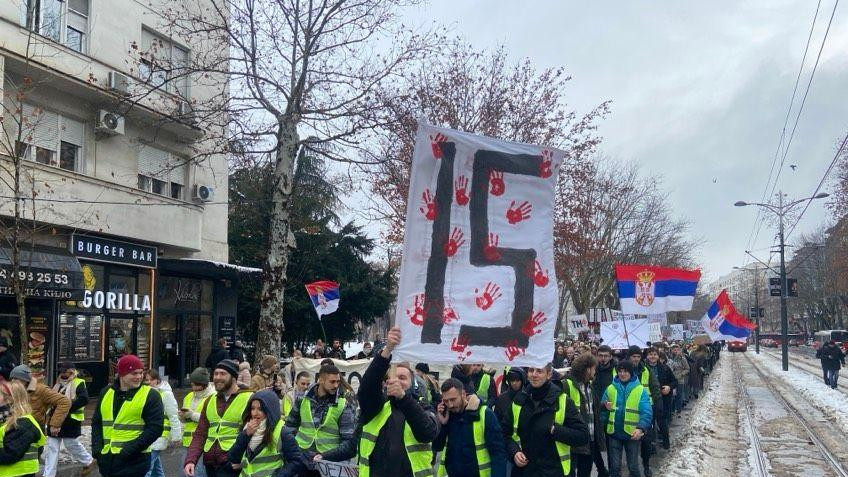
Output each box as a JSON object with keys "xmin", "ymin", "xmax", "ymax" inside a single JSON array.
[{"xmin": 70, "ymin": 234, "xmax": 157, "ymax": 268}]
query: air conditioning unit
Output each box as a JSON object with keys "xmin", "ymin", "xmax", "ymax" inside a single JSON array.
[
  {"xmin": 108, "ymin": 71, "xmax": 130, "ymax": 96},
  {"xmin": 95, "ymin": 110, "xmax": 125, "ymax": 136},
  {"xmin": 194, "ymin": 184, "xmax": 214, "ymax": 202}
]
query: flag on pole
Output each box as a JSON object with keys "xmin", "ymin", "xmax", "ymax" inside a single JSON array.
[
  {"xmin": 305, "ymin": 280, "xmax": 340, "ymax": 318},
  {"xmin": 615, "ymin": 264, "xmax": 701, "ymax": 314},
  {"xmin": 700, "ymin": 290, "xmax": 756, "ymax": 342}
]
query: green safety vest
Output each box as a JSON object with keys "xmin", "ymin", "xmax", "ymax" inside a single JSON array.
[
  {"xmin": 204, "ymin": 392, "xmax": 253, "ymax": 452},
  {"xmin": 239, "ymin": 419, "xmax": 286, "ymax": 477},
  {"xmin": 564, "ymin": 379, "xmax": 581, "ymax": 408},
  {"xmin": 511, "ymin": 393, "xmax": 570, "ymax": 476},
  {"xmin": 475, "ymin": 374, "xmax": 491, "ymax": 398},
  {"xmin": 99, "ymin": 385, "xmax": 153, "ymax": 455},
  {"xmin": 69, "ymin": 378, "xmax": 86, "ymax": 422},
  {"xmin": 282, "ymin": 395, "xmax": 293, "ymax": 418},
  {"xmin": 155, "ymin": 388, "xmax": 171, "ymax": 440},
  {"xmin": 359, "ymin": 401, "xmax": 433, "ymax": 477},
  {"xmin": 0, "ymin": 414, "xmax": 46, "ymax": 476},
  {"xmin": 437, "ymin": 405, "xmax": 491, "ymax": 477},
  {"xmin": 294, "ymin": 396, "xmax": 347, "ymax": 453},
  {"xmin": 182, "ymin": 392, "xmax": 209, "ymax": 447},
  {"xmin": 604, "ymin": 383, "xmax": 646, "ymax": 435}
]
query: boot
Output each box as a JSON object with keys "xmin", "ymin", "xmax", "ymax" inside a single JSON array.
[{"xmin": 643, "ymin": 458, "xmax": 653, "ymax": 477}]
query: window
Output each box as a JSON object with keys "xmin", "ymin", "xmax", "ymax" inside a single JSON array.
[
  {"xmin": 137, "ymin": 144, "xmax": 187, "ymax": 200},
  {"xmin": 21, "ymin": 0, "xmax": 89, "ymax": 53},
  {"xmin": 140, "ymin": 28, "xmax": 190, "ymax": 97},
  {"xmin": 14, "ymin": 104, "xmax": 84, "ymax": 173}
]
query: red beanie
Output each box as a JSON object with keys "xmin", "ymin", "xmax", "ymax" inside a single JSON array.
[{"xmin": 117, "ymin": 355, "xmax": 144, "ymax": 377}]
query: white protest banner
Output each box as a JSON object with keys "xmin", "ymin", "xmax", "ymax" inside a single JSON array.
[
  {"xmin": 670, "ymin": 324, "xmax": 685, "ymax": 340},
  {"xmin": 600, "ymin": 318, "xmax": 651, "ymax": 349},
  {"xmin": 315, "ymin": 460, "xmax": 358, "ymax": 477},
  {"xmin": 646, "ymin": 313, "xmax": 668, "ymax": 327},
  {"xmin": 687, "ymin": 319, "xmax": 705, "ymax": 334},
  {"xmin": 393, "ymin": 124, "xmax": 562, "ymax": 366},
  {"xmin": 649, "ymin": 322, "xmax": 663, "ymax": 342},
  {"xmin": 569, "ymin": 315, "xmax": 590, "ymax": 333}
]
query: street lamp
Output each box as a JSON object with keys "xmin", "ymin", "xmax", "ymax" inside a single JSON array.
[
  {"xmin": 733, "ymin": 191, "xmax": 829, "ymax": 371},
  {"xmin": 733, "ymin": 265, "xmax": 763, "ymax": 354}
]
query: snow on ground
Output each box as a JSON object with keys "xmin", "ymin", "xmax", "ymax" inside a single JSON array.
[
  {"xmin": 751, "ymin": 352, "xmax": 848, "ymax": 436},
  {"xmin": 658, "ymin": 357, "xmax": 744, "ymax": 477}
]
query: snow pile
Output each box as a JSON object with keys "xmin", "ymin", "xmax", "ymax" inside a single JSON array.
[
  {"xmin": 658, "ymin": 358, "xmax": 741, "ymax": 476},
  {"xmin": 751, "ymin": 352, "xmax": 848, "ymax": 435}
]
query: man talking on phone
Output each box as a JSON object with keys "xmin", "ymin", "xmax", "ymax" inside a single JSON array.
[{"xmin": 433, "ymin": 378, "xmax": 507, "ymax": 477}]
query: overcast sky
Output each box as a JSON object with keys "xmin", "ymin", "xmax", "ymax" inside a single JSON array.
[{"xmin": 397, "ymin": 0, "xmax": 848, "ymax": 282}]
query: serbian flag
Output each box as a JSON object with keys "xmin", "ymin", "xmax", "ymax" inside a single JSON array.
[
  {"xmin": 700, "ymin": 290, "xmax": 756, "ymax": 342},
  {"xmin": 305, "ymin": 280, "xmax": 340, "ymax": 318},
  {"xmin": 615, "ymin": 264, "xmax": 701, "ymax": 314}
]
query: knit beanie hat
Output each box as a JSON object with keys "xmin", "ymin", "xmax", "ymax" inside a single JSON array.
[
  {"xmin": 215, "ymin": 359, "xmax": 240, "ymax": 378},
  {"xmin": 260, "ymin": 355, "xmax": 278, "ymax": 372},
  {"xmin": 190, "ymin": 367, "xmax": 210, "ymax": 386},
  {"xmin": 627, "ymin": 345, "xmax": 643, "ymax": 357},
  {"xmin": 116, "ymin": 355, "xmax": 144, "ymax": 377},
  {"xmin": 58, "ymin": 361, "xmax": 76, "ymax": 373},
  {"xmin": 10, "ymin": 365, "xmax": 32, "ymax": 384}
]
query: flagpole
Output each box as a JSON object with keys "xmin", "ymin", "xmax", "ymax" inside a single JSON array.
[
  {"xmin": 621, "ymin": 313, "xmax": 630, "ymax": 347},
  {"xmin": 317, "ymin": 315, "xmax": 328, "ymax": 344}
]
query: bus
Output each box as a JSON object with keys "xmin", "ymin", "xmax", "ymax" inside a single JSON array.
[
  {"xmin": 757, "ymin": 332, "xmax": 804, "ymax": 348},
  {"xmin": 813, "ymin": 330, "xmax": 848, "ymax": 351}
]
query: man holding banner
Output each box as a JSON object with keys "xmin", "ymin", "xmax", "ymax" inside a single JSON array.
[{"xmin": 357, "ymin": 327, "xmax": 439, "ymax": 477}]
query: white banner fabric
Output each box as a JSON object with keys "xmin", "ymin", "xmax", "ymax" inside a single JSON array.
[{"xmin": 600, "ymin": 318, "xmax": 652, "ymax": 349}]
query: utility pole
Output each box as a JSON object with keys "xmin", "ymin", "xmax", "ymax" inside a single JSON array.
[
  {"xmin": 778, "ymin": 191, "xmax": 789, "ymax": 371},
  {"xmin": 753, "ymin": 270, "xmax": 760, "ymax": 354}
]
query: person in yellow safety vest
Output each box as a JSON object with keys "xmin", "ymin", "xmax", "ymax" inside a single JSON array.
[
  {"xmin": 144, "ymin": 368, "xmax": 182, "ymax": 477},
  {"xmin": 184, "ymin": 359, "xmax": 253, "ymax": 477},
  {"xmin": 284, "ymin": 364, "xmax": 355, "ymax": 473},
  {"xmin": 180, "ymin": 367, "xmax": 215, "ymax": 477},
  {"xmin": 0, "ymin": 380, "xmax": 47, "ymax": 477},
  {"xmin": 503, "ymin": 363, "xmax": 589, "ymax": 477},
  {"xmin": 565, "ymin": 354, "xmax": 606, "ymax": 477},
  {"xmin": 42, "ymin": 362, "xmax": 96, "ymax": 477},
  {"xmin": 600, "ymin": 360, "xmax": 652, "ymax": 477},
  {"xmin": 92, "ymin": 354, "xmax": 164, "ymax": 477},
  {"xmin": 226, "ymin": 389, "xmax": 306, "ymax": 477},
  {"xmin": 283, "ymin": 372, "xmax": 311, "ymax": 418},
  {"xmin": 433, "ymin": 378, "xmax": 507, "ymax": 477},
  {"xmin": 357, "ymin": 327, "xmax": 439, "ymax": 477},
  {"xmin": 626, "ymin": 346, "xmax": 661, "ymax": 477},
  {"xmin": 469, "ymin": 365, "xmax": 496, "ymax": 406}
]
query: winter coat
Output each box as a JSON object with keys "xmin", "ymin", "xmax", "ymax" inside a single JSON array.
[
  {"xmin": 183, "ymin": 384, "xmax": 215, "ymax": 430},
  {"xmin": 27, "ymin": 380, "xmax": 71, "ymax": 429},
  {"xmin": 667, "ymin": 353, "xmax": 690, "ymax": 383},
  {"xmin": 688, "ymin": 351, "xmax": 707, "ymax": 389},
  {"xmin": 502, "ymin": 381, "xmax": 590, "ymax": 477},
  {"xmin": 593, "ymin": 359, "xmax": 618, "ymax": 403},
  {"xmin": 433, "ymin": 394, "xmax": 507, "ymax": 477},
  {"xmin": 357, "ymin": 353, "xmax": 440, "ymax": 477},
  {"xmin": 251, "ymin": 372, "xmax": 284, "ymax": 394},
  {"xmin": 647, "ymin": 362, "xmax": 678, "ymax": 392},
  {"xmin": 283, "ymin": 383, "xmax": 355, "ymax": 459},
  {"xmin": 55, "ymin": 375, "xmax": 90, "ymax": 438},
  {"xmin": 326, "ymin": 347, "xmax": 346, "ymax": 360},
  {"xmin": 600, "ymin": 376, "xmax": 653, "ymax": 441},
  {"xmin": 185, "ymin": 389, "xmax": 254, "ymax": 469},
  {"xmin": 552, "ymin": 352, "xmax": 567, "ymax": 369},
  {"xmin": 451, "ymin": 367, "xmax": 497, "ymax": 406},
  {"xmin": 227, "ymin": 390, "xmax": 306, "ymax": 477},
  {"xmin": 237, "ymin": 362, "xmax": 252, "ymax": 389},
  {"xmin": 0, "ymin": 415, "xmax": 42, "ymax": 467},
  {"xmin": 150, "ymin": 380, "xmax": 182, "ymax": 451},
  {"xmin": 229, "ymin": 346, "xmax": 246, "ymax": 363},
  {"xmin": 566, "ymin": 376, "xmax": 603, "ymax": 455},
  {"xmin": 816, "ymin": 344, "xmax": 846, "ymax": 370},
  {"xmin": 204, "ymin": 346, "xmax": 230, "ymax": 370},
  {"xmin": 92, "ymin": 380, "xmax": 164, "ymax": 477},
  {"xmin": 0, "ymin": 350, "xmax": 16, "ymax": 381},
  {"xmin": 494, "ymin": 368, "xmax": 527, "ymax": 423}
]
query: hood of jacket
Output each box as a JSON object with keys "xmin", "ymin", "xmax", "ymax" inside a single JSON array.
[
  {"xmin": 249, "ymin": 389, "xmax": 282, "ymax": 431},
  {"xmin": 612, "ymin": 376, "xmax": 641, "ymax": 394},
  {"xmin": 152, "ymin": 380, "xmax": 173, "ymax": 393}
]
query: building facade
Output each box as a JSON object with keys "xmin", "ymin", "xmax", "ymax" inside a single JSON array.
[{"xmin": 0, "ymin": 0, "xmax": 253, "ymax": 392}]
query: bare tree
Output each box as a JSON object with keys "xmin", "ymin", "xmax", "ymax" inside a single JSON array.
[{"xmin": 147, "ymin": 0, "xmax": 437, "ymax": 357}]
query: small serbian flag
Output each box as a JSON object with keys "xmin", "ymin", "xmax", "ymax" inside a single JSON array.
[
  {"xmin": 700, "ymin": 290, "xmax": 756, "ymax": 342},
  {"xmin": 305, "ymin": 280, "xmax": 340, "ymax": 318},
  {"xmin": 615, "ymin": 264, "xmax": 701, "ymax": 315}
]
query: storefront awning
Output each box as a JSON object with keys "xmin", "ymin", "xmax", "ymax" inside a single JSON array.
[
  {"xmin": 157, "ymin": 258, "xmax": 262, "ymax": 282},
  {"xmin": 0, "ymin": 246, "xmax": 84, "ymax": 297}
]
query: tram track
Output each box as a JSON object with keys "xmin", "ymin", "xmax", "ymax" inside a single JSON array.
[
  {"xmin": 741, "ymin": 353, "xmax": 848, "ymax": 477},
  {"xmin": 733, "ymin": 357, "xmax": 770, "ymax": 477},
  {"xmin": 760, "ymin": 349, "xmax": 848, "ymax": 396}
]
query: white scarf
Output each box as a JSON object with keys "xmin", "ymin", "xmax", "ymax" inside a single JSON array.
[
  {"xmin": 247, "ymin": 419, "xmax": 267, "ymax": 452},
  {"xmin": 53, "ymin": 371, "xmax": 78, "ymax": 401}
]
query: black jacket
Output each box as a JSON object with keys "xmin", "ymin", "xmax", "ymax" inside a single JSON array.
[
  {"xmin": 229, "ymin": 346, "xmax": 246, "ymax": 363},
  {"xmin": 451, "ymin": 367, "xmax": 496, "ymax": 407},
  {"xmin": 205, "ymin": 346, "xmax": 230, "ymax": 370},
  {"xmin": 593, "ymin": 359, "xmax": 617, "ymax": 400},
  {"xmin": 502, "ymin": 381, "xmax": 590, "ymax": 477},
  {"xmin": 0, "ymin": 414, "xmax": 41, "ymax": 466},
  {"xmin": 58, "ymin": 379, "xmax": 90, "ymax": 438},
  {"xmin": 91, "ymin": 381, "xmax": 164, "ymax": 477},
  {"xmin": 495, "ymin": 368, "xmax": 527, "ymax": 424},
  {"xmin": 0, "ymin": 350, "xmax": 17, "ymax": 381},
  {"xmin": 817, "ymin": 344, "xmax": 846, "ymax": 370},
  {"xmin": 648, "ymin": 362, "xmax": 678, "ymax": 391},
  {"xmin": 357, "ymin": 354, "xmax": 439, "ymax": 477}
]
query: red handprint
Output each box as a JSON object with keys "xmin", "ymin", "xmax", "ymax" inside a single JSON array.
[
  {"xmin": 540, "ymin": 150, "xmax": 554, "ymax": 178},
  {"xmin": 489, "ymin": 170, "xmax": 505, "ymax": 196},
  {"xmin": 406, "ymin": 294, "xmax": 425, "ymax": 326},
  {"xmin": 506, "ymin": 200, "xmax": 532, "ymax": 225},
  {"xmin": 532, "ymin": 260, "xmax": 549, "ymax": 287},
  {"xmin": 451, "ymin": 334, "xmax": 472, "ymax": 359},
  {"xmin": 522, "ymin": 311, "xmax": 547, "ymax": 337},
  {"xmin": 443, "ymin": 299, "xmax": 459, "ymax": 324},
  {"xmin": 419, "ymin": 189, "xmax": 436, "ymax": 221},
  {"xmin": 474, "ymin": 282, "xmax": 502, "ymax": 311},
  {"xmin": 504, "ymin": 339, "xmax": 524, "ymax": 361},
  {"xmin": 483, "ymin": 233, "xmax": 501, "ymax": 262},
  {"xmin": 430, "ymin": 133, "xmax": 447, "ymax": 159},
  {"xmin": 454, "ymin": 176, "xmax": 469, "ymax": 206},
  {"xmin": 443, "ymin": 227, "xmax": 465, "ymax": 257}
]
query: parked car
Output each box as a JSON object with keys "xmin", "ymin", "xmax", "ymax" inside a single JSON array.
[{"xmin": 728, "ymin": 341, "xmax": 748, "ymax": 352}]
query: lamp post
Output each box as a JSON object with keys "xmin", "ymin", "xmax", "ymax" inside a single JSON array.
[
  {"xmin": 733, "ymin": 265, "xmax": 762, "ymax": 354},
  {"xmin": 734, "ymin": 191, "xmax": 829, "ymax": 371}
]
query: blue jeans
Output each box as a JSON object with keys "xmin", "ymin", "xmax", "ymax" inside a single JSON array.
[
  {"xmin": 826, "ymin": 368, "xmax": 840, "ymax": 388},
  {"xmin": 608, "ymin": 437, "xmax": 641, "ymax": 477},
  {"xmin": 178, "ymin": 447, "xmax": 208, "ymax": 477},
  {"xmin": 146, "ymin": 450, "xmax": 164, "ymax": 477}
]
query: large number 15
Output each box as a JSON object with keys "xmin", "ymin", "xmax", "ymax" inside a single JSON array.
[{"xmin": 419, "ymin": 141, "xmax": 544, "ymax": 349}]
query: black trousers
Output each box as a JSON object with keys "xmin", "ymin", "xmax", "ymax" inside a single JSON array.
[
  {"xmin": 205, "ymin": 464, "xmax": 239, "ymax": 477},
  {"xmin": 571, "ymin": 452, "xmax": 594, "ymax": 477},
  {"xmin": 592, "ymin": 438, "xmax": 609, "ymax": 477}
]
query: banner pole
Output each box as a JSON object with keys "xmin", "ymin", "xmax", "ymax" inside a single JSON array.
[{"xmin": 621, "ymin": 314, "xmax": 630, "ymax": 347}]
